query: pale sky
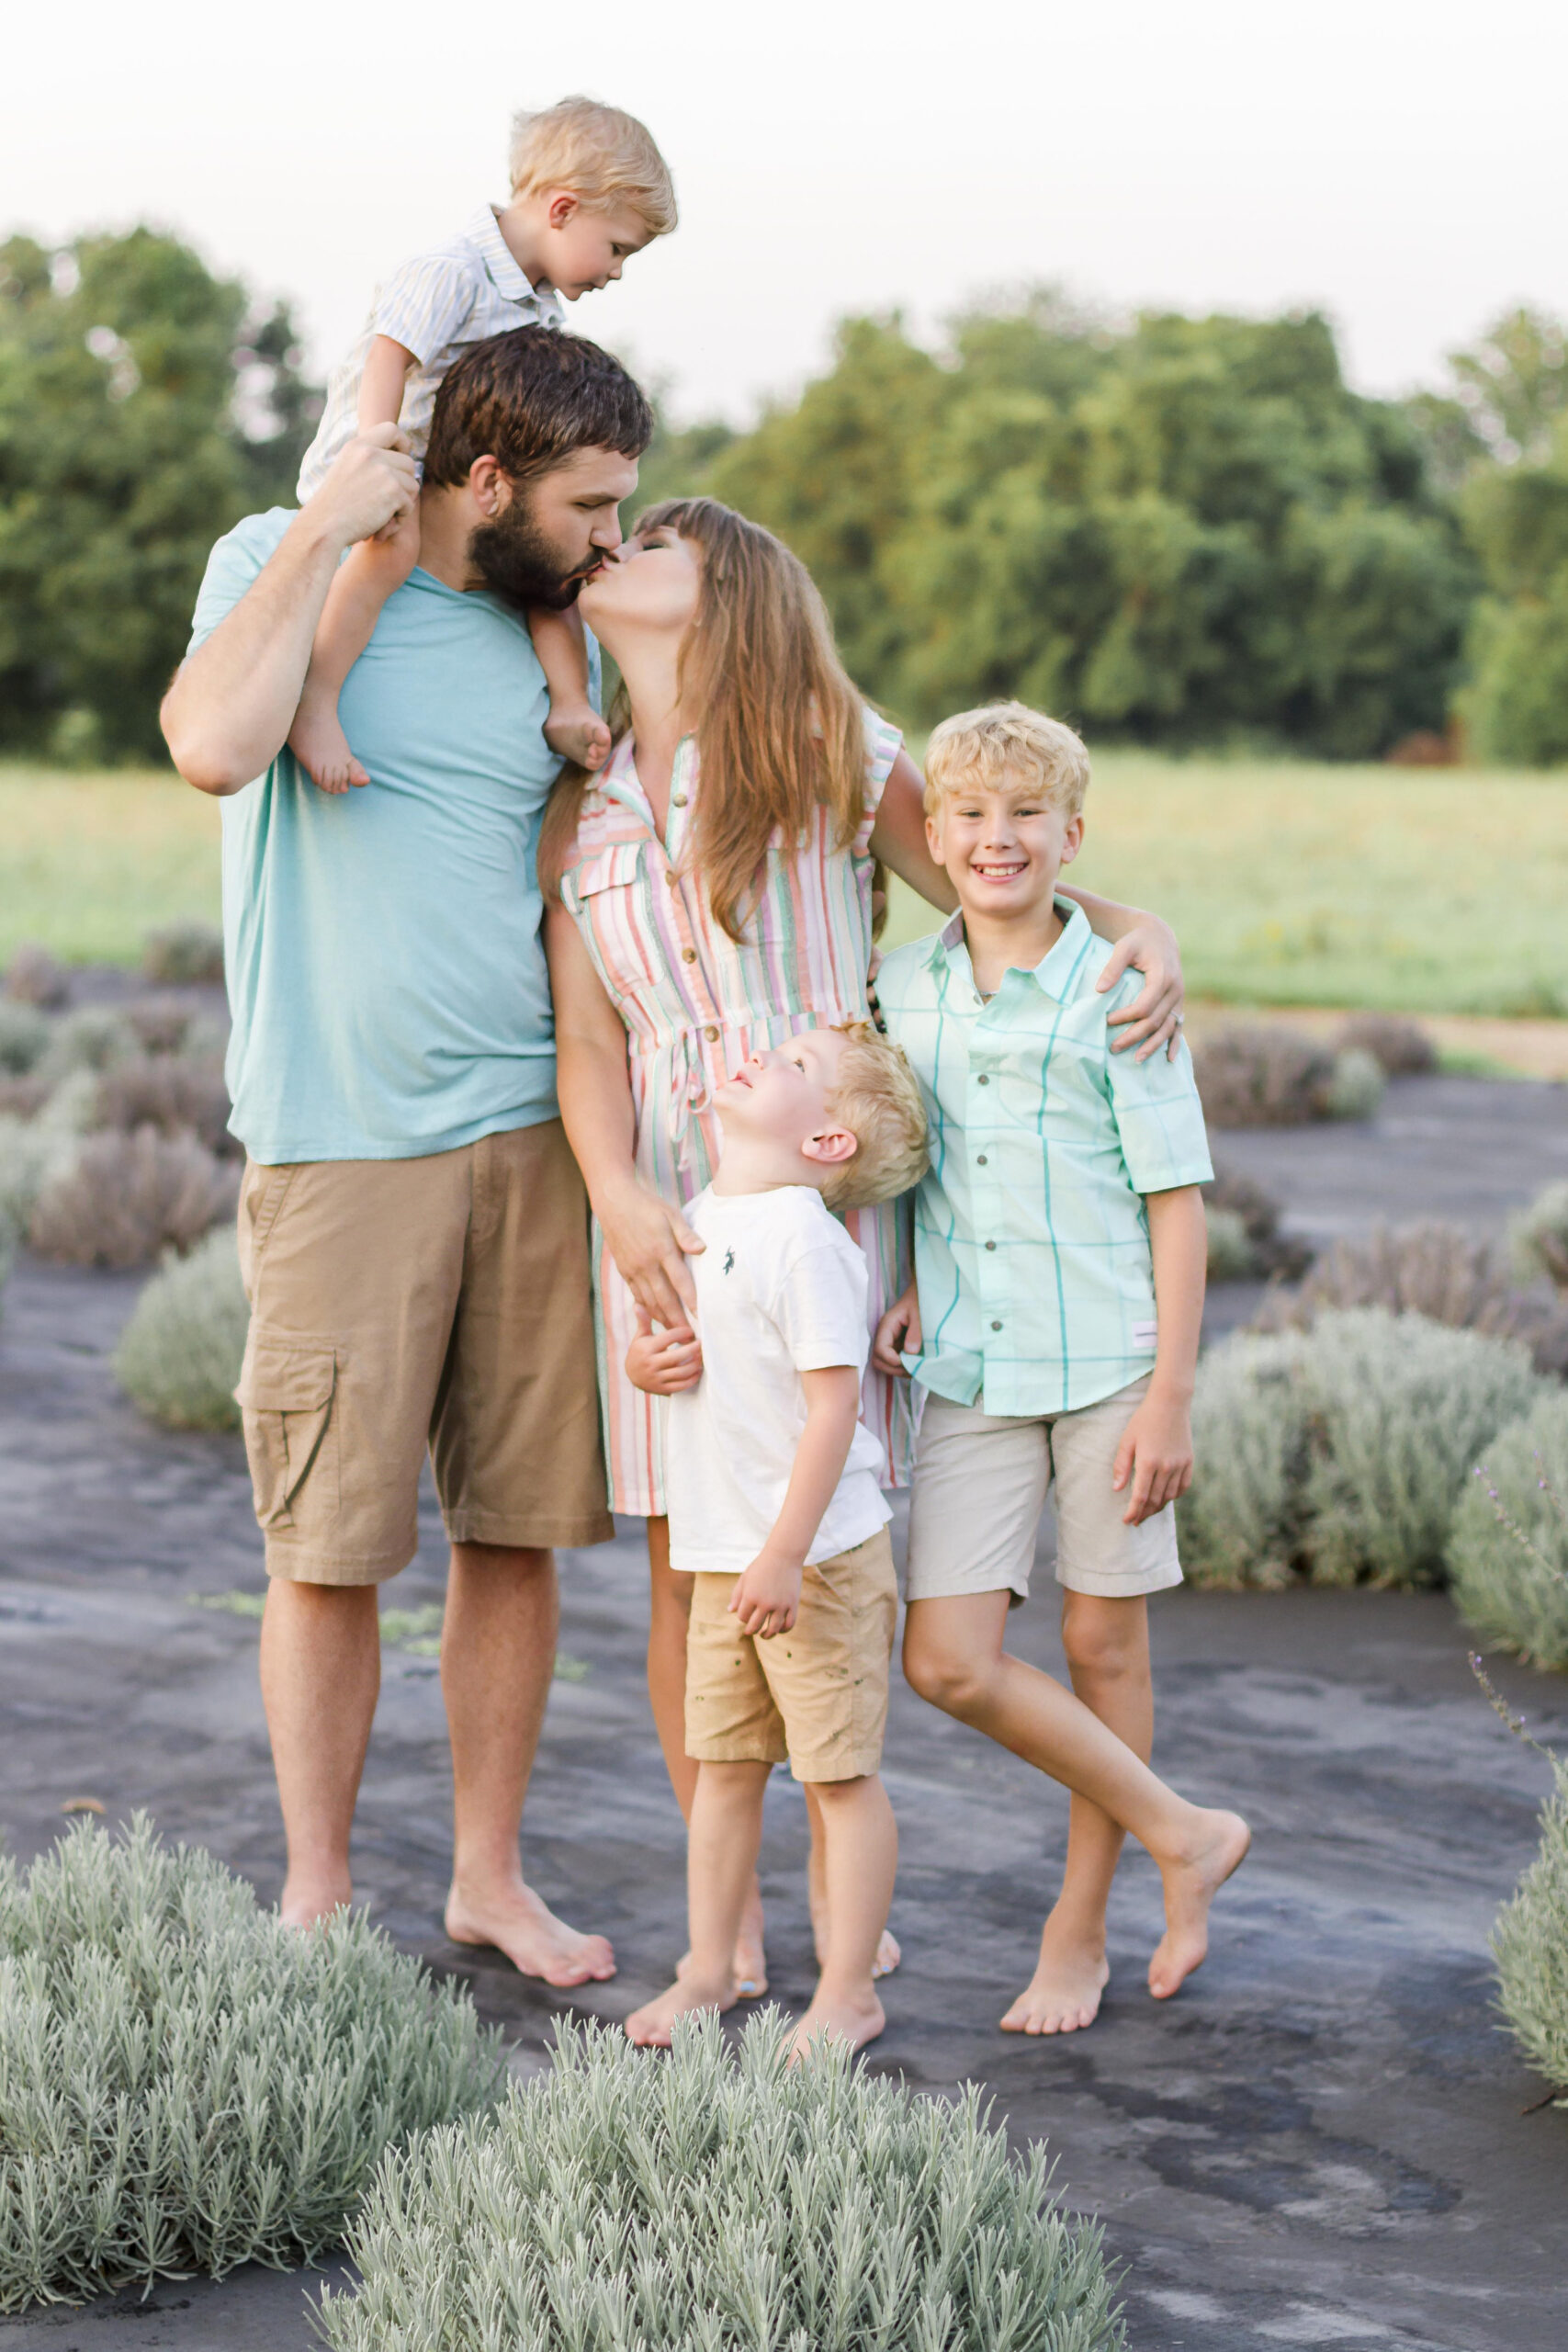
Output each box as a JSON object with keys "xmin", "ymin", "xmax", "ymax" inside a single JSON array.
[{"xmin": 5, "ymin": 0, "xmax": 1563, "ymax": 423}]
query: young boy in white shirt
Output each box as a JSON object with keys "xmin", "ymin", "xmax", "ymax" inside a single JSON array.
[
  {"xmin": 622, "ymin": 1022, "xmax": 928, "ymax": 2057},
  {"xmin": 874, "ymin": 702, "xmax": 1250, "ymax": 2037},
  {"xmin": 289, "ymin": 96, "xmax": 675, "ymax": 794}
]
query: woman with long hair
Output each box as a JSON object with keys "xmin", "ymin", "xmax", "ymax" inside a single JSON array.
[{"xmin": 541, "ymin": 497, "xmax": 1184, "ymax": 1990}]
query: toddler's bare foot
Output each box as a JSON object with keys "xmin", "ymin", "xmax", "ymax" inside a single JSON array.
[
  {"xmin": 446, "ymin": 1879, "xmax": 615, "ymax": 1988},
  {"xmin": 626, "ymin": 1972, "xmax": 739, "ymax": 2048},
  {"xmin": 1149, "ymin": 1809, "xmax": 1251, "ymax": 2000},
  {"xmin": 680, "ymin": 1881, "xmax": 767, "ymax": 1996},
  {"xmin": 288, "ymin": 698, "xmax": 369, "ymax": 793},
  {"xmin": 278, "ymin": 1869, "xmax": 352, "ymax": 1929},
  {"xmin": 543, "ymin": 704, "xmax": 613, "ymax": 772},
  {"xmin": 1000, "ymin": 1915, "xmax": 1110, "ymax": 2034},
  {"xmin": 787, "ymin": 1985, "xmax": 886, "ymax": 2064},
  {"xmin": 809, "ymin": 1892, "xmax": 899, "ymax": 1981}
]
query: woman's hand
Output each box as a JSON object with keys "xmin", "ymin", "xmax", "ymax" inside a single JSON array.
[
  {"xmin": 873, "ymin": 1282, "xmax": 922, "ymax": 1375},
  {"xmin": 626, "ymin": 1307, "xmax": 703, "ymax": 1396},
  {"xmin": 1095, "ymin": 913, "xmax": 1188, "ymax": 1062},
  {"xmin": 597, "ymin": 1178, "xmax": 705, "ymax": 1327}
]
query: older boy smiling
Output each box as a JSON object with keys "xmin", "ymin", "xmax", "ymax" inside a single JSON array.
[{"xmin": 874, "ymin": 702, "xmax": 1249, "ymax": 2033}]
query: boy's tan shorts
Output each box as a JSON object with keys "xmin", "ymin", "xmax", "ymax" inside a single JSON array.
[
  {"xmin": 684, "ymin": 1528, "xmax": 897, "ymax": 1782},
  {"xmin": 234, "ymin": 1121, "xmax": 614, "ymax": 1585},
  {"xmin": 905, "ymin": 1375, "xmax": 1182, "ymax": 1604}
]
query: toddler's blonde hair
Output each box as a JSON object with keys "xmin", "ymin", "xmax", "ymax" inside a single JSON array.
[
  {"xmin": 923, "ymin": 700, "xmax": 1090, "ymax": 821},
  {"xmin": 820, "ymin": 1022, "xmax": 930, "ymax": 1215},
  {"xmin": 509, "ymin": 97, "xmax": 678, "ymax": 236}
]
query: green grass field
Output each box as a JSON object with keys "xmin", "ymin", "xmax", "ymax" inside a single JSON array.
[{"xmin": 4, "ymin": 753, "xmax": 1565, "ymax": 1018}]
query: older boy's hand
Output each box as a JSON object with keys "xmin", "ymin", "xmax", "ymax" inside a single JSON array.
[
  {"xmin": 626, "ymin": 1307, "xmax": 702, "ymax": 1396},
  {"xmin": 1111, "ymin": 1386, "xmax": 1195, "ymax": 1524},
  {"xmin": 873, "ymin": 1283, "xmax": 922, "ymax": 1375},
  {"xmin": 730, "ymin": 1550, "xmax": 803, "ymax": 1639}
]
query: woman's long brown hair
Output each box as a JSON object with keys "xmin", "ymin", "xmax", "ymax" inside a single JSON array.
[{"xmin": 537, "ymin": 498, "xmax": 869, "ymax": 941}]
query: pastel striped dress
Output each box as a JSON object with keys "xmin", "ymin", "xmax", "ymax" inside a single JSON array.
[{"xmin": 558, "ymin": 712, "xmax": 918, "ymax": 1517}]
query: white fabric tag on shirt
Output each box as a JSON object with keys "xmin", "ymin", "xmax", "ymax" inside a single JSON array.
[{"xmin": 1132, "ymin": 1321, "xmax": 1159, "ymax": 1350}]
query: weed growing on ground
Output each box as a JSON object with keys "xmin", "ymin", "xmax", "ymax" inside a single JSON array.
[
  {"xmin": 1451, "ymin": 1398, "xmax": 1568, "ymax": 1668},
  {"xmin": 115, "ymin": 1228, "xmax": 250, "ymax": 1429},
  {"xmin": 2, "ymin": 944, "xmax": 68, "ymax": 1009},
  {"xmin": 316, "ymin": 2009, "xmax": 1125, "ymax": 2352},
  {"xmin": 30, "ymin": 1129, "xmax": 237, "ymax": 1270},
  {"xmin": 1254, "ymin": 1222, "xmax": 1568, "ymax": 1382},
  {"xmin": 142, "ymin": 921, "xmax": 224, "ymax": 987},
  {"xmin": 1201, "ymin": 1165, "xmax": 1312, "ymax": 1281},
  {"xmin": 1181, "ymin": 1308, "xmax": 1543, "ymax": 1589},
  {"xmin": 1493, "ymin": 1756, "xmax": 1568, "ymax": 2106},
  {"xmin": 1321, "ymin": 1045, "xmax": 1386, "ymax": 1122},
  {"xmin": 1191, "ymin": 1024, "xmax": 1384, "ymax": 1127},
  {"xmin": 1332, "ymin": 1012, "xmax": 1438, "ymax": 1076},
  {"xmin": 1204, "ymin": 1203, "xmax": 1258, "ymax": 1283},
  {"xmin": 91, "ymin": 1054, "xmax": 236, "ymax": 1158},
  {"xmin": 0, "ymin": 1816, "xmax": 505, "ymax": 2312},
  {"xmin": 1509, "ymin": 1182, "xmax": 1568, "ymax": 1295},
  {"xmin": 0, "ymin": 1002, "xmax": 50, "ymax": 1075}
]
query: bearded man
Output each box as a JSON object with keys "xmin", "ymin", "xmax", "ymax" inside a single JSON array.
[{"xmin": 161, "ymin": 328, "xmax": 651, "ymax": 1985}]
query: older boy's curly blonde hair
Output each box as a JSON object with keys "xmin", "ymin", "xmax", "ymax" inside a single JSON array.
[
  {"xmin": 923, "ymin": 700, "xmax": 1090, "ymax": 820},
  {"xmin": 820, "ymin": 1022, "xmax": 930, "ymax": 1215},
  {"xmin": 509, "ymin": 97, "xmax": 678, "ymax": 237}
]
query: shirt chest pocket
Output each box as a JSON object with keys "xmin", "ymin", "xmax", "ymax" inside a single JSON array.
[{"xmin": 567, "ymin": 842, "xmax": 660, "ymax": 991}]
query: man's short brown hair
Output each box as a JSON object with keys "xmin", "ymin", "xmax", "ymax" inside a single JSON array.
[{"xmin": 423, "ymin": 326, "xmax": 653, "ymax": 492}]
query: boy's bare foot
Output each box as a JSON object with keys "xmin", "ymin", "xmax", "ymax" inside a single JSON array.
[
  {"xmin": 445, "ymin": 1880, "xmax": 616, "ymax": 1988},
  {"xmin": 278, "ymin": 1869, "xmax": 352, "ymax": 1929},
  {"xmin": 808, "ymin": 1892, "xmax": 900, "ymax": 1982},
  {"xmin": 787, "ymin": 1986, "xmax": 886, "ymax": 2064},
  {"xmin": 1000, "ymin": 1916, "xmax": 1110, "ymax": 2034},
  {"xmin": 544, "ymin": 705, "xmax": 613, "ymax": 772},
  {"xmin": 678, "ymin": 1882, "xmax": 769, "ymax": 1996},
  {"xmin": 1149, "ymin": 1809, "xmax": 1251, "ymax": 2000},
  {"xmin": 626, "ymin": 1972, "xmax": 739, "ymax": 2048},
  {"xmin": 288, "ymin": 699, "xmax": 370, "ymax": 794}
]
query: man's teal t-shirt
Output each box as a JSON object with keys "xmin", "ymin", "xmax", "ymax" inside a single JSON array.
[{"xmin": 189, "ymin": 510, "xmax": 584, "ymax": 1163}]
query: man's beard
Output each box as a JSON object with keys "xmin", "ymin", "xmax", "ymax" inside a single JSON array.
[{"xmin": 468, "ymin": 493, "xmax": 592, "ymax": 613}]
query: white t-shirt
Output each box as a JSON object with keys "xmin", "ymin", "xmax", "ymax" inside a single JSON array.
[{"xmin": 666, "ymin": 1187, "xmax": 892, "ymax": 1578}]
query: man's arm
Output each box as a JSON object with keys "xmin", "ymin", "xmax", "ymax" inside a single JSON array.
[{"xmin": 160, "ymin": 429, "xmax": 419, "ymax": 797}]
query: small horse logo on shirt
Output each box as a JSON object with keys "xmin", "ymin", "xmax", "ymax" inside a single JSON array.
[{"xmin": 723, "ymin": 1250, "xmax": 735, "ymax": 1274}]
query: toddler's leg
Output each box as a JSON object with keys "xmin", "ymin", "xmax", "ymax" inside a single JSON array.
[
  {"xmin": 288, "ymin": 511, "xmax": 420, "ymax": 792},
  {"xmin": 903, "ymin": 1593, "xmax": 1248, "ymax": 2004},
  {"xmin": 791, "ymin": 1772, "xmax": 897, "ymax": 2060},
  {"xmin": 1001, "ymin": 1594, "xmax": 1150, "ymax": 2034},
  {"xmin": 530, "ymin": 605, "xmax": 613, "ymax": 771},
  {"xmin": 626, "ymin": 1760, "xmax": 770, "ymax": 2046},
  {"xmin": 806, "ymin": 1782, "xmax": 900, "ymax": 1979}
]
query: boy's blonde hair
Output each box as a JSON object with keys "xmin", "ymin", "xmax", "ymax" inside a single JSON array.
[
  {"xmin": 509, "ymin": 97, "xmax": 678, "ymax": 236},
  {"xmin": 923, "ymin": 700, "xmax": 1090, "ymax": 821},
  {"xmin": 820, "ymin": 1022, "xmax": 930, "ymax": 1215}
]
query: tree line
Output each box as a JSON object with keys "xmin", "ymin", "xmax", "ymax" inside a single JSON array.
[{"xmin": 2, "ymin": 228, "xmax": 1565, "ymax": 765}]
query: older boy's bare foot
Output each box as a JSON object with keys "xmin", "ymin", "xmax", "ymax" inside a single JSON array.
[
  {"xmin": 626, "ymin": 1973, "xmax": 738, "ymax": 2048},
  {"xmin": 1000, "ymin": 1918, "xmax": 1109, "ymax": 2034},
  {"xmin": 787, "ymin": 1987, "xmax": 886, "ymax": 2063},
  {"xmin": 288, "ymin": 700, "xmax": 369, "ymax": 793},
  {"xmin": 543, "ymin": 705, "xmax": 613, "ymax": 772},
  {"xmin": 279, "ymin": 1869, "xmax": 352, "ymax": 1929},
  {"xmin": 445, "ymin": 1880, "xmax": 615, "ymax": 1988},
  {"xmin": 1149, "ymin": 1809, "xmax": 1251, "ymax": 2000}
]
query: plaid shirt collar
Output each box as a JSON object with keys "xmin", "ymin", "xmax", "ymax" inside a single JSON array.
[{"xmin": 925, "ymin": 899, "xmax": 1094, "ymax": 1005}]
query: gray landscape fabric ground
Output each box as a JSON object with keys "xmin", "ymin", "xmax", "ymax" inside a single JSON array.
[{"xmin": 2, "ymin": 1073, "xmax": 1567, "ymax": 2352}]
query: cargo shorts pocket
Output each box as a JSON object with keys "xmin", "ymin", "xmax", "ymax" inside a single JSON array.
[{"xmin": 235, "ymin": 1336, "xmax": 339, "ymax": 1534}]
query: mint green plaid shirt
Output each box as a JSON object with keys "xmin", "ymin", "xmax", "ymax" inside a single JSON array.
[{"xmin": 876, "ymin": 902, "xmax": 1213, "ymax": 1416}]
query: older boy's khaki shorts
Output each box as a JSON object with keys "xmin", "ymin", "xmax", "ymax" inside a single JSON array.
[
  {"xmin": 905, "ymin": 1375, "xmax": 1182, "ymax": 1604},
  {"xmin": 684, "ymin": 1528, "xmax": 897, "ymax": 1782},
  {"xmin": 234, "ymin": 1123, "xmax": 614, "ymax": 1585}
]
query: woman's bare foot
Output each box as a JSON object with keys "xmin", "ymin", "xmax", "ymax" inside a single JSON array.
[
  {"xmin": 787, "ymin": 1986, "xmax": 886, "ymax": 2063},
  {"xmin": 626, "ymin": 1972, "xmax": 739, "ymax": 2048},
  {"xmin": 1149, "ymin": 1809, "xmax": 1251, "ymax": 1999},
  {"xmin": 1000, "ymin": 1914, "xmax": 1110, "ymax": 2034},
  {"xmin": 543, "ymin": 704, "xmax": 613, "ymax": 772},
  {"xmin": 872, "ymin": 1929, "xmax": 901, "ymax": 1981},
  {"xmin": 446, "ymin": 1879, "xmax": 616, "ymax": 1988},
  {"xmin": 288, "ymin": 697, "xmax": 370, "ymax": 793},
  {"xmin": 278, "ymin": 1870, "xmax": 352, "ymax": 1929}
]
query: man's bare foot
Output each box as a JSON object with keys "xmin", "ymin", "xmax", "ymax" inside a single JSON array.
[
  {"xmin": 446, "ymin": 1879, "xmax": 615, "ymax": 1988},
  {"xmin": 278, "ymin": 1871, "xmax": 352, "ymax": 1929},
  {"xmin": 543, "ymin": 705, "xmax": 613, "ymax": 772},
  {"xmin": 626, "ymin": 1973, "xmax": 738, "ymax": 2048},
  {"xmin": 1149, "ymin": 1809, "xmax": 1251, "ymax": 2000},
  {"xmin": 1000, "ymin": 1917, "xmax": 1110, "ymax": 2034},
  {"xmin": 787, "ymin": 1986, "xmax": 886, "ymax": 2063},
  {"xmin": 288, "ymin": 699, "xmax": 369, "ymax": 794}
]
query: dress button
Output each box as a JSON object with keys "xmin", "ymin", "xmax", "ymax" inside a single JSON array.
[
  {"xmin": 990, "ymin": 1319, "xmax": 1003, "ymax": 1331},
  {"xmin": 666, "ymin": 872, "xmax": 678, "ymax": 887},
  {"xmin": 704, "ymin": 1024, "xmax": 718, "ymax": 1042},
  {"xmin": 977, "ymin": 1074, "xmax": 989, "ymax": 1085},
  {"xmin": 985, "ymin": 1239, "xmax": 997, "ymax": 1250},
  {"xmin": 672, "ymin": 792, "xmax": 688, "ymax": 807},
  {"xmin": 976, "ymin": 1153, "xmax": 987, "ymax": 1166},
  {"xmin": 682, "ymin": 947, "xmax": 697, "ymax": 963}
]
